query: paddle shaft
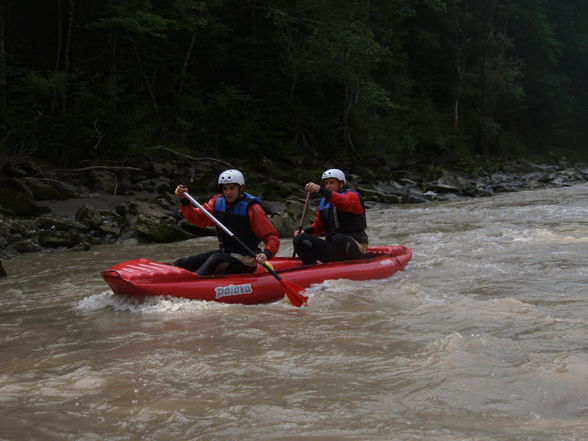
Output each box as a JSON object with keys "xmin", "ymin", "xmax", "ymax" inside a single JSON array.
[
  {"xmin": 292, "ymin": 191, "xmax": 312, "ymax": 258},
  {"xmin": 183, "ymin": 192, "xmax": 285, "ymax": 281}
]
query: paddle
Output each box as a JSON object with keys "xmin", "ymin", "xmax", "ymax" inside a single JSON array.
[
  {"xmin": 183, "ymin": 192, "xmax": 308, "ymax": 307},
  {"xmin": 292, "ymin": 191, "xmax": 312, "ymax": 258}
]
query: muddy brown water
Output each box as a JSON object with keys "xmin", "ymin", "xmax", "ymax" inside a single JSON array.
[{"xmin": 1, "ymin": 184, "xmax": 588, "ymax": 441}]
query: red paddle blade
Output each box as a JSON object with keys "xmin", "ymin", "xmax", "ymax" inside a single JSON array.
[{"xmin": 281, "ymin": 280, "xmax": 308, "ymax": 307}]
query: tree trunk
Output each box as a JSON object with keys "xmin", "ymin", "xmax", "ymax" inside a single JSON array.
[
  {"xmin": 109, "ymin": 30, "xmax": 117, "ymax": 113},
  {"xmin": 0, "ymin": 0, "xmax": 7, "ymax": 113},
  {"xmin": 55, "ymin": 0, "xmax": 62, "ymax": 72},
  {"xmin": 250, "ymin": 0, "xmax": 257, "ymax": 94},
  {"xmin": 131, "ymin": 38, "xmax": 161, "ymax": 127},
  {"xmin": 342, "ymin": 86, "xmax": 356, "ymax": 152},
  {"xmin": 177, "ymin": 32, "xmax": 196, "ymax": 102},
  {"xmin": 63, "ymin": 0, "xmax": 74, "ymax": 75},
  {"xmin": 453, "ymin": 45, "xmax": 465, "ymax": 129},
  {"xmin": 60, "ymin": 0, "xmax": 74, "ymax": 113}
]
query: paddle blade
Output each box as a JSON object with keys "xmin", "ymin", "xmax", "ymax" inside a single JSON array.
[{"xmin": 281, "ymin": 280, "xmax": 308, "ymax": 307}]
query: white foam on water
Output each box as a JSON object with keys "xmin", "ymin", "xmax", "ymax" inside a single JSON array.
[
  {"xmin": 74, "ymin": 290, "xmax": 299, "ymax": 315},
  {"xmin": 74, "ymin": 291, "xmax": 226, "ymax": 315},
  {"xmin": 74, "ymin": 291, "xmax": 115, "ymax": 312}
]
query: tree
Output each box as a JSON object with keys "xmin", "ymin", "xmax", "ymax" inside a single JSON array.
[{"xmin": 0, "ymin": 0, "xmax": 6, "ymax": 114}]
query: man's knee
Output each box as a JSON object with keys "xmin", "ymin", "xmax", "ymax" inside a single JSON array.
[
  {"xmin": 294, "ymin": 233, "xmax": 311, "ymax": 248},
  {"xmin": 331, "ymin": 234, "xmax": 359, "ymax": 257},
  {"xmin": 293, "ymin": 234, "xmax": 303, "ymax": 247},
  {"xmin": 174, "ymin": 256, "xmax": 190, "ymax": 269}
]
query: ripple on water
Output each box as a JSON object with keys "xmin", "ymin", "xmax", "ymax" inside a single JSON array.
[{"xmin": 2, "ymin": 183, "xmax": 588, "ymax": 440}]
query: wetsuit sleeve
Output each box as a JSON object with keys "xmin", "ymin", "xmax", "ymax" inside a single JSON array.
[
  {"xmin": 320, "ymin": 187, "xmax": 364, "ymax": 214},
  {"xmin": 248, "ymin": 203, "xmax": 280, "ymax": 259},
  {"xmin": 304, "ymin": 207, "xmax": 325, "ymax": 236},
  {"xmin": 179, "ymin": 195, "xmax": 218, "ymax": 227}
]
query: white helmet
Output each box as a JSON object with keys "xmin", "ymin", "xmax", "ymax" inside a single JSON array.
[
  {"xmin": 218, "ymin": 169, "xmax": 245, "ymax": 186},
  {"xmin": 321, "ymin": 168, "xmax": 346, "ymax": 185}
]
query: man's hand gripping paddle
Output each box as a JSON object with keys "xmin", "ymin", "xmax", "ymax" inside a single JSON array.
[{"xmin": 292, "ymin": 191, "xmax": 312, "ymax": 258}]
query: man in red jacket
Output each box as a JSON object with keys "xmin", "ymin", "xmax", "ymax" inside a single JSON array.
[
  {"xmin": 293, "ymin": 168, "xmax": 368, "ymax": 265},
  {"xmin": 175, "ymin": 169, "xmax": 280, "ymax": 275}
]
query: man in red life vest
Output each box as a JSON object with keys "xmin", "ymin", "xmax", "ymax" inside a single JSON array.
[
  {"xmin": 174, "ymin": 169, "xmax": 280, "ymax": 275},
  {"xmin": 293, "ymin": 168, "xmax": 368, "ymax": 265}
]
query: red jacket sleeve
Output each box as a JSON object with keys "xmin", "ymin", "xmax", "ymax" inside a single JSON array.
[
  {"xmin": 306, "ymin": 190, "xmax": 364, "ymax": 236},
  {"xmin": 180, "ymin": 195, "xmax": 280, "ymax": 258},
  {"xmin": 180, "ymin": 195, "xmax": 219, "ymax": 227},
  {"xmin": 308, "ymin": 208, "xmax": 325, "ymax": 236},
  {"xmin": 248, "ymin": 203, "xmax": 280, "ymax": 259},
  {"xmin": 329, "ymin": 190, "xmax": 365, "ymax": 214}
]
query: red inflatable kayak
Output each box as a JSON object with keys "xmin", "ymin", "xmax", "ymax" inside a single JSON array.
[{"xmin": 101, "ymin": 245, "xmax": 412, "ymax": 305}]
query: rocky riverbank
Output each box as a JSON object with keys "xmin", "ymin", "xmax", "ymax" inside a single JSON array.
[{"xmin": 1, "ymin": 155, "xmax": 587, "ymax": 266}]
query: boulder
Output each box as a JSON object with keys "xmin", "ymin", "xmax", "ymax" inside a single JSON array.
[
  {"xmin": 2, "ymin": 160, "xmax": 45, "ymax": 178},
  {"xmin": 549, "ymin": 175, "xmax": 572, "ymax": 187},
  {"xmin": 284, "ymin": 199, "xmax": 315, "ymax": 226},
  {"xmin": 374, "ymin": 180, "xmax": 406, "ymax": 195},
  {"xmin": 427, "ymin": 182, "xmax": 460, "ymax": 193},
  {"xmin": 135, "ymin": 214, "xmax": 195, "ymax": 242},
  {"xmin": 356, "ymin": 186, "xmax": 402, "ymax": 204},
  {"xmin": 269, "ymin": 198, "xmax": 317, "ymax": 238},
  {"xmin": 13, "ymin": 239, "xmax": 42, "ymax": 253},
  {"xmin": 127, "ymin": 200, "xmax": 171, "ymax": 218},
  {"xmin": 256, "ymin": 180, "xmax": 300, "ymax": 201},
  {"xmin": 435, "ymin": 193, "xmax": 460, "ymax": 201},
  {"xmin": 38, "ymin": 230, "xmax": 84, "ymax": 247},
  {"xmin": 0, "ymin": 188, "xmax": 49, "ymax": 217},
  {"xmin": 493, "ymin": 180, "xmax": 525, "ymax": 192},
  {"xmin": 270, "ymin": 212, "xmax": 297, "ymax": 238},
  {"xmin": 402, "ymin": 188, "xmax": 429, "ymax": 204},
  {"xmin": 558, "ymin": 168, "xmax": 586, "ymax": 184},
  {"xmin": 436, "ymin": 170, "xmax": 463, "ymax": 190},
  {"xmin": 20, "ymin": 177, "xmax": 74, "ymax": 200},
  {"xmin": 72, "ymin": 241, "xmax": 93, "ymax": 251},
  {"xmin": 36, "ymin": 215, "xmax": 90, "ymax": 233},
  {"xmin": 178, "ymin": 218, "xmax": 216, "ymax": 237},
  {"xmin": 76, "ymin": 204, "xmax": 104, "ymax": 229},
  {"xmin": 86, "ymin": 169, "xmax": 133, "ymax": 195},
  {"xmin": 262, "ymin": 200, "xmax": 286, "ymax": 216},
  {"xmin": 461, "ymin": 183, "xmax": 494, "ymax": 197},
  {"xmin": 577, "ymin": 167, "xmax": 588, "ymax": 179},
  {"xmin": 0, "ymin": 177, "xmax": 34, "ymax": 198},
  {"xmin": 155, "ymin": 180, "xmax": 171, "ymax": 193},
  {"xmin": 98, "ymin": 221, "xmax": 121, "ymax": 237}
]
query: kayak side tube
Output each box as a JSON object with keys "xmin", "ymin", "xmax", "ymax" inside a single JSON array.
[{"xmin": 100, "ymin": 246, "xmax": 413, "ymax": 304}]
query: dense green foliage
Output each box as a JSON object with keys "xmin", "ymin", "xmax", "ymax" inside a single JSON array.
[{"xmin": 1, "ymin": 0, "xmax": 587, "ymax": 169}]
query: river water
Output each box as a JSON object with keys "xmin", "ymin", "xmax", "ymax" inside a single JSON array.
[{"xmin": 1, "ymin": 184, "xmax": 588, "ymax": 441}]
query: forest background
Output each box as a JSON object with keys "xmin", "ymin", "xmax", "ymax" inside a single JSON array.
[{"xmin": 1, "ymin": 0, "xmax": 587, "ymax": 178}]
